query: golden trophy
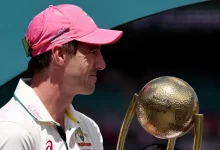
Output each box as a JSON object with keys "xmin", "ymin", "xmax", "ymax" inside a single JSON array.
[{"xmin": 116, "ymin": 76, "xmax": 203, "ymax": 150}]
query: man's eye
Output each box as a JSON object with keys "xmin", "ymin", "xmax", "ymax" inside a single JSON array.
[{"xmin": 90, "ymin": 51, "xmax": 98, "ymax": 55}]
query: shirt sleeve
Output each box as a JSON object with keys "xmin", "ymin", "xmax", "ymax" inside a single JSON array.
[
  {"xmin": 92, "ymin": 123, "xmax": 103, "ymax": 150},
  {"xmin": 0, "ymin": 122, "xmax": 34, "ymax": 150},
  {"xmin": 97, "ymin": 129, "xmax": 104, "ymax": 150}
]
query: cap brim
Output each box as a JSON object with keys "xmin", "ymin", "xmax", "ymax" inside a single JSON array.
[{"xmin": 76, "ymin": 28, "xmax": 123, "ymax": 45}]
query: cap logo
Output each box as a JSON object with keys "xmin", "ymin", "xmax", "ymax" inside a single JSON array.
[{"xmin": 21, "ymin": 38, "xmax": 32, "ymax": 57}]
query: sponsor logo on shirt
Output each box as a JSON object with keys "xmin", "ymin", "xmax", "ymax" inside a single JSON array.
[
  {"xmin": 46, "ymin": 140, "xmax": 53, "ymax": 150},
  {"xmin": 74, "ymin": 127, "xmax": 92, "ymax": 147},
  {"xmin": 27, "ymin": 104, "xmax": 42, "ymax": 120}
]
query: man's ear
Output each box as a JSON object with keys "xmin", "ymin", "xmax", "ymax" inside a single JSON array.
[{"xmin": 51, "ymin": 44, "xmax": 65, "ymax": 66}]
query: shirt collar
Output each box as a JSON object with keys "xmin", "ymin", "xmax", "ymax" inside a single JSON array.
[
  {"xmin": 66, "ymin": 105, "xmax": 81, "ymax": 125},
  {"xmin": 14, "ymin": 78, "xmax": 59, "ymax": 125}
]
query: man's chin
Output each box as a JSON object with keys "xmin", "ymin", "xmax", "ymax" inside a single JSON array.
[{"xmin": 81, "ymin": 85, "xmax": 96, "ymax": 95}]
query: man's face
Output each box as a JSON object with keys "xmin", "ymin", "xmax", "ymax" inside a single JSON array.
[{"xmin": 63, "ymin": 42, "xmax": 106, "ymax": 95}]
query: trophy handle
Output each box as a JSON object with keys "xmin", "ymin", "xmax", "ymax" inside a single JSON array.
[
  {"xmin": 166, "ymin": 138, "xmax": 176, "ymax": 150},
  {"xmin": 193, "ymin": 114, "xmax": 203, "ymax": 150},
  {"xmin": 166, "ymin": 114, "xmax": 203, "ymax": 150},
  {"xmin": 116, "ymin": 93, "xmax": 138, "ymax": 150}
]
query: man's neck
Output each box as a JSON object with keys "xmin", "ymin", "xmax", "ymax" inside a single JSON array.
[{"xmin": 31, "ymin": 75, "xmax": 73, "ymax": 128}]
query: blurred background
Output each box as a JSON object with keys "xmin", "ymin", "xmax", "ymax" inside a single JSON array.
[{"xmin": 1, "ymin": 0, "xmax": 220, "ymax": 150}]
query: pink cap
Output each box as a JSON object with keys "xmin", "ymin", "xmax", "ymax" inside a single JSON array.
[{"xmin": 25, "ymin": 4, "xmax": 123, "ymax": 57}]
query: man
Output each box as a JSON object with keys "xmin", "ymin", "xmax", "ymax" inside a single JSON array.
[{"xmin": 0, "ymin": 4, "xmax": 122, "ymax": 150}]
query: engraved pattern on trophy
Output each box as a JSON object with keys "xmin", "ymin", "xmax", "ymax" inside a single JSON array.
[{"xmin": 136, "ymin": 76, "xmax": 199, "ymax": 139}]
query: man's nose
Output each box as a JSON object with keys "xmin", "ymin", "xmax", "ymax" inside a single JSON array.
[{"xmin": 94, "ymin": 51, "xmax": 106, "ymax": 70}]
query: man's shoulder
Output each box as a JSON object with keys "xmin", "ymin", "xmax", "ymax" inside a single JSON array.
[
  {"xmin": 74, "ymin": 110, "xmax": 103, "ymax": 149},
  {"xmin": 75, "ymin": 110, "xmax": 100, "ymax": 129},
  {"xmin": 0, "ymin": 98, "xmax": 37, "ymax": 132},
  {"xmin": 0, "ymin": 120, "xmax": 35, "ymax": 150}
]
